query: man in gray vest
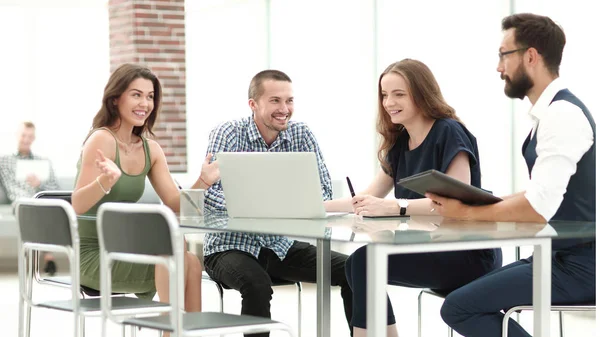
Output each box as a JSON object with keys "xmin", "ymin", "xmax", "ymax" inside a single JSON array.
[{"xmin": 429, "ymin": 13, "xmax": 595, "ymax": 337}]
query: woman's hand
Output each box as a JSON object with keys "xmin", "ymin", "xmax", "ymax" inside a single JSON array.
[
  {"xmin": 199, "ymin": 153, "xmax": 220, "ymax": 186},
  {"xmin": 351, "ymin": 195, "xmax": 400, "ymax": 216},
  {"xmin": 95, "ymin": 149, "xmax": 121, "ymax": 186}
]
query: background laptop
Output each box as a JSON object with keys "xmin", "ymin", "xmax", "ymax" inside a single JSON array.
[{"xmin": 217, "ymin": 152, "xmax": 347, "ymax": 219}]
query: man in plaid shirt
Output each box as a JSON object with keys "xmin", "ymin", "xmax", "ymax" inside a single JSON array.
[
  {"xmin": 0, "ymin": 121, "xmax": 60, "ymax": 274},
  {"xmin": 202, "ymin": 70, "xmax": 353, "ymax": 337}
]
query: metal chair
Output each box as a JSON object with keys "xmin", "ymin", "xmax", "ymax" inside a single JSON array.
[
  {"xmin": 29, "ymin": 191, "xmax": 101, "ymax": 296},
  {"xmin": 189, "ymin": 232, "xmax": 302, "ymax": 336},
  {"xmin": 211, "ymin": 277, "xmax": 302, "ymax": 337},
  {"xmin": 16, "ymin": 197, "xmax": 169, "ymax": 337},
  {"xmin": 501, "ymin": 246, "xmax": 596, "ymax": 337},
  {"xmin": 417, "ymin": 288, "xmax": 453, "ymax": 337},
  {"xmin": 97, "ymin": 202, "xmax": 295, "ymax": 337}
]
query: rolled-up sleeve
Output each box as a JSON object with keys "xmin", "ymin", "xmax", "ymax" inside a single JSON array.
[
  {"xmin": 204, "ymin": 123, "xmax": 236, "ymax": 212},
  {"xmin": 302, "ymin": 127, "xmax": 332, "ymax": 201}
]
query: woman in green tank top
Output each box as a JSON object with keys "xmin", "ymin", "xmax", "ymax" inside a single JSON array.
[{"xmin": 72, "ymin": 64, "xmax": 219, "ymax": 314}]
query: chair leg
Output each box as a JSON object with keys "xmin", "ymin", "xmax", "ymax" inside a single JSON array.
[
  {"xmin": 559, "ymin": 311, "xmax": 565, "ymax": 337},
  {"xmin": 78, "ymin": 315, "xmax": 85, "ymax": 337},
  {"xmin": 417, "ymin": 290, "xmax": 424, "ymax": 337},
  {"xmin": 19, "ymin": 293, "xmax": 30, "ymax": 337},
  {"xmin": 73, "ymin": 311, "xmax": 80, "ymax": 337},
  {"xmin": 216, "ymin": 283, "xmax": 224, "ymax": 313},
  {"xmin": 25, "ymin": 250, "xmax": 34, "ymax": 337},
  {"xmin": 296, "ymin": 282, "xmax": 302, "ymax": 337},
  {"xmin": 448, "ymin": 325, "xmax": 454, "ymax": 337}
]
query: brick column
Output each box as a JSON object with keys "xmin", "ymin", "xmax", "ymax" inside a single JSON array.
[{"xmin": 108, "ymin": 0, "xmax": 187, "ymax": 172}]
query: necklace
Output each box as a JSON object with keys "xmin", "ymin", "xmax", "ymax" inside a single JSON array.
[{"xmin": 115, "ymin": 136, "xmax": 140, "ymax": 155}]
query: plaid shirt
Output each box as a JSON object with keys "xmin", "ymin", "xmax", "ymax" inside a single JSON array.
[
  {"xmin": 0, "ymin": 152, "xmax": 59, "ymax": 202},
  {"xmin": 203, "ymin": 116, "xmax": 332, "ymax": 260}
]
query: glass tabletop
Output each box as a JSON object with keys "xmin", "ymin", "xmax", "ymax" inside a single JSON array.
[{"xmin": 177, "ymin": 213, "xmax": 596, "ymax": 245}]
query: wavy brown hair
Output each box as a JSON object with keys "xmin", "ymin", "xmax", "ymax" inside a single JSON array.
[
  {"xmin": 90, "ymin": 64, "xmax": 162, "ymax": 138},
  {"xmin": 377, "ymin": 59, "xmax": 462, "ymax": 173}
]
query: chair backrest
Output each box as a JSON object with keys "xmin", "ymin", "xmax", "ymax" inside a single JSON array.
[
  {"xmin": 34, "ymin": 190, "xmax": 73, "ymax": 204},
  {"xmin": 98, "ymin": 203, "xmax": 182, "ymax": 329},
  {"xmin": 16, "ymin": 198, "xmax": 77, "ymax": 247},
  {"xmin": 97, "ymin": 202, "xmax": 177, "ymax": 256}
]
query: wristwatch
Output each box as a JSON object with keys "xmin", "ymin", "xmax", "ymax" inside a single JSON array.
[{"xmin": 397, "ymin": 198, "xmax": 409, "ymax": 216}]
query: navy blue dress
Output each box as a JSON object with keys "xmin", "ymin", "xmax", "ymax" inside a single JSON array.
[
  {"xmin": 386, "ymin": 118, "xmax": 482, "ymax": 199},
  {"xmin": 345, "ymin": 118, "xmax": 503, "ymax": 329}
]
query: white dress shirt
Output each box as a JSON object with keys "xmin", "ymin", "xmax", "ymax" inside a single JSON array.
[{"xmin": 524, "ymin": 78, "xmax": 594, "ymax": 221}]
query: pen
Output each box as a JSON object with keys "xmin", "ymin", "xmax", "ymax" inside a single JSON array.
[
  {"xmin": 346, "ymin": 177, "xmax": 357, "ymax": 241},
  {"xmin": 174, "ymin": 179, "xmax": 204, "ymax": 216},
  {"xmin": 346, "ymin": 176, "xmax": 356, "ymax": 197}
]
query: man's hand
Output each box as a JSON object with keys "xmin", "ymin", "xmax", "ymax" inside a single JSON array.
[
  {"xmin": 426, "ymin": 193, "xmax": 471, "ymax": 220},
  {"xmin": 351, "ymin": 195, "xmax": 399, "ymax": 216},
  {"xmin": 200, "ymin": 153, "xmax": 220, "ymax": 186},
  {"xmin": 26, "ymin": 174, "xmax": 41, "ymax": 188}
]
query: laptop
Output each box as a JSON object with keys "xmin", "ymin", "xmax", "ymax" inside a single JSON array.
[{"xmin": 217, "ymin": 152, "xmax": 347, "ymax": 219}]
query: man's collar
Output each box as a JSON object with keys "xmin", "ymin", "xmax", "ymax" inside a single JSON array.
[
  {"xmin": 247, "ymin": 116, "xmax": 291, "ymax": 144},
  {"xmin": 528, "ymin": 77, "xmax": 566, "ymax": 120},
  {"xmin": 15, "ymin": 151, "xmax": 33, "ymax": 159}
]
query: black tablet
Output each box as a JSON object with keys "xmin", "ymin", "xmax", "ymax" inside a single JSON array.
[
  {"xmin": 362, "ymin": 215, "xmax": 410, "ymax": 219},
  {"xmin": 397, "ymin": 170, "xmax": 502, "ymax": 205}
]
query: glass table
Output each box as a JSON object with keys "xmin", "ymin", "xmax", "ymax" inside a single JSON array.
[{"xmin": 178, "ymin": 213, "xmax": 595, "ymax": 337}]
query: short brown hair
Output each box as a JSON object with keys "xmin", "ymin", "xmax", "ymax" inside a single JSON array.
[
  {"xmin": 23, "ymin": 121, "xmax": 35, "ymax": 129},
  {"xmin": 502, "ymin": 13, "xmax": 566, "ymax": 76},
  {"xmin": 248, "ymin": 70, "xmax": 292, "ymax": 100}
]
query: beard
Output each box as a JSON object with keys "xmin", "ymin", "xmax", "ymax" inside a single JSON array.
[{"xmin": 503, "ymin": 64, "xmax": 534, "ymax": 100}]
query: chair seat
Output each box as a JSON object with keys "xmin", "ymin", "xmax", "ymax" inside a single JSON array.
[
  {"xmin": 421, "ymin": 288, "xmax": 449, "ymax": 298},
  {"xmin": 37, "ymin": 296, "xmax": 169, "ymax": 313},
  {"xmin": 44, "ymin": 275, "xmax": 72, "ymax": 286},
  {"xmin": 123, "ymin": 311, "xmax": 286, "ymax": 333},
  {"xmin": 44, "ymin": 275, "xmax": 124, "ymax": 297},
  {"xmin": 506, "ymin": 304, "xmax": 596, "ymax": 313}
]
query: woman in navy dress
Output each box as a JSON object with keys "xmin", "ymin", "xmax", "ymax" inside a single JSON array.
[{"xmin": 325, "ymin": 59, "xmax": 502, "ymax": 337}]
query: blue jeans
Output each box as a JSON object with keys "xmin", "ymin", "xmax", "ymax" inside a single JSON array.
[
  {"xmin": 345, "ymin": 245, "xmax": 502, "ymax": 328},
  {"xmin": 204, "ymin": 240, "xmax": 353, "ymax": 337},
  {"xmin": 441, "ymin": 242, "xmax": 596, "ymax": 337}
]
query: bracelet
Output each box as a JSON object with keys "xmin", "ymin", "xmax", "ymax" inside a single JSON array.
[
  {"xmin": 199, "ymin": 175, "xmax": 211, "ymax": 188},
  {"xmin": 95, "ymin": 176, "xmax": 111, "ymax": 195}
]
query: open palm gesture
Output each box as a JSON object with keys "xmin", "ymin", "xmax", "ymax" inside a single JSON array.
[{"xmin": 95, "ymin": 149, "xmax": 121, "ymax": 185}]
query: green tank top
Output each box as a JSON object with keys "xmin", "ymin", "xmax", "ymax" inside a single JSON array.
[{"xmin": 76, "ymin": 128, "xmax": 152, "ymax": 238}]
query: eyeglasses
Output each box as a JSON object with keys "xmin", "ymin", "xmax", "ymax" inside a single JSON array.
[{"xmin": 498, "ymin": 47, "xmax": 529, "ymax": 60}]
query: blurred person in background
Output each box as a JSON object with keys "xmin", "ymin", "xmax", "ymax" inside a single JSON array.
[{"xmin": 0, "ymin": 121, "xmax": 60, "ymax": 275}]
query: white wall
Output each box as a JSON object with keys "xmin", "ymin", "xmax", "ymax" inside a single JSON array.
[
  {"xmin": 0, "ymin": 0, "xmax": 110, "ymax": 177},
  {"xmin": 185, "ymin": 0, "xmax": 269, "ymax": 179},
  {"xmin": 2, "ymin": 0, "xmax": 596, "ymax": 194},
  {"xmin": 186, "ymin": 0, "xmax": 597, "ymax": 196}
]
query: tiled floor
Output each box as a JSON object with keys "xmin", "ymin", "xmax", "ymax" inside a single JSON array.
[{"xmin": 0, "ymin": 271, "xmax": 595, "ymax": 337}]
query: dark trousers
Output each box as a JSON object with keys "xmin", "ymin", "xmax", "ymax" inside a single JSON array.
[
  {"xmin": 204, "ymin": 241, "xmax": 353, "ymax": 337},
  {"xmin": 440, "ymin": 243, "xmax": 596, "ymax": 337},
  {"xmin": 345, "ymin": 245, "xmax": 502, "ymax": 328}
]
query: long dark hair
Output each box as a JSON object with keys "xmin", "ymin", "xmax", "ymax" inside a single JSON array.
[
  {"xmin": 377, "ymin": 59, "xmax": 461, "ymax": 173},
  {"xmin": 91, "ymin": 64, "xmax": 162, "ymax": 138}
]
